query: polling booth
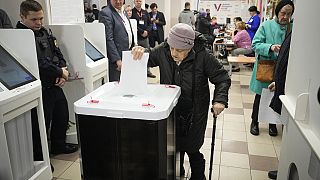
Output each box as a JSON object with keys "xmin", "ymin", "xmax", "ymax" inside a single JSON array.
[
  {"xmin": 277, "ymin": 0, "xmax": 320, "ymax": 179},
  {"xmin": 0, "ymin": 29, "xmax": 51, "ymax": 180},
  {"xmin": 74, "ymin": 52, "xmax": 181, "ymax": 179},
  {"xmin": 48, "ymin": 23, "xmax": 108, "ymax": 144}
]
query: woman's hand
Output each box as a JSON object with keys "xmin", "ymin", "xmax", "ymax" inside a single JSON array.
[
  {"xmin": 131, "ymin": 46, "xmax": 145, "ymax": 60},
  {"xmin": 268, "ymin": 82, "xmax": 276, "ymax": 92},
  {"xmin": 271, "ymin": 44, "xmax": 281, "ymax": 53},
  {"xmin": 212, "ymin": 102, "xmax": 225, "ymax": 116}
]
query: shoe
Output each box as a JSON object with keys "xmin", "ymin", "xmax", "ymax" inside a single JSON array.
[
  {"xmin": 250, "ymin": 122, "xmax": 259, "ymax": 135},
  {"xmin": 232, "ymin": 67, "xmax": 240, "ymax": 72},
  {"xmin": 50, "ymin": 163, "xmax": 54, "ymax": 172},
  {"xmin": 268, "ymin": 170, "xmax": 278, "ymax": 179},
  {"xmin": 51, "ymin": 144, "xmax": 78, "ymax": 155},
  {"xmin": 269, "ymin": 124, "xmax": 278, "ymax": 136},
  {"xmin": 147, "ymin": 73, "xmax": 156, "ymax": 78}
]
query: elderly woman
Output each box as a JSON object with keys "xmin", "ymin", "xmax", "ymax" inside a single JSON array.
[
  {"xmin": 132, "ymin": 23, "xmax": 231, "ymax": 180},
  {"xmin": 231, "ymin": 21, "xmax": 253, "ymax": 72},
  {"xmin": 250, "ymin": 0, "xmax": 294, "ymax": 136}
]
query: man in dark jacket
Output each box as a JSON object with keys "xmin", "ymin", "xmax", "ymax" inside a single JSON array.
[
  {"xmin": 196, "ymin": 10, "xmax": 215, "ymax": 45},
  {"xmin": 99, "ymin": 0, "xmax": 135, "ymax": 81},
  {"xmin": 16, "ymin": 0, "xmax": 78, "ymax": 159},
  {"xmin": 267, "ymin": 31, "xmax": 292, "ymax": 180},
  {"xmin": 132, "ymin": 23, "xmax": 231, "ymax": 180},
  {"xmin": 148, "ymin": 3, "xmax": 166, "ymax": 48},
  {"xmin": 0, "ymin": 9, "xmax": 13, "ymax": 28}
]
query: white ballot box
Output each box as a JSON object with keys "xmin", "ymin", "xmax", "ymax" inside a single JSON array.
[{"xmin": 74, "ymin": 82, "xmax": 181, "ymax": 179}]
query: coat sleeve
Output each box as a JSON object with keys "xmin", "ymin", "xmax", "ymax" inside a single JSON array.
[
  {"xmin": 146, "ymin": 12, "xmax": 152, "ymax": 33},
  {"xmin": 99, "ymin": 9, "xmax": 121, "ymax": 63},
  {"xmin": 249, "ymin": 16, "xmax": 260, "ymax": 31},
  {"xmin": 38, "ymin": 57, "xmax": 63, "ymax": 78},
  {"xmin": 145, "ymin": 44, "xmax": 166, "ymax": 67},
  {"xmin": 178, "ymin": 13, "xmax": 182, "ymax": 23},
  {"xmin": 191, "ymin": 13, "xmax": 195, "ymax": 26},
  {"xmin": 38, "ymin": 30, "xmax": 65, "ymax": 78},
  {"xmin": 252, "ymin": 24, "xmax": 273, "ymax": 57},
  {"xmin": 204, "ymin": 52, "xmax": 231, "ymax": 107},
  {"xmin": 157, "ymin": 12, "xmax": 166, "ymax": 26}
]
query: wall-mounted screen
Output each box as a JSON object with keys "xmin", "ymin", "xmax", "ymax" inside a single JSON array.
[
  {"xmin": 0, "ymin": 45, "xmax": 36, "ymax": 90},
  {"xmin": 85, "ymin": 38, "xmax": 105, "ymax": 62}
]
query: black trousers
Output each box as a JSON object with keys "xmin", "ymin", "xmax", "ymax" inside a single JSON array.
[
  {"xmin": 149, "ymin": 30, "xmax": 163, "ymax": 48},
  {"xmin": 180, "ymin": 151, "xmax": 206, "ymax": 179},
  {"xmin": 31, "ymin": 86, "xmax": 69, "ymax": 159},
  {"xmin": 251, "ymin": 94, "xmax": 261, "ymax": 124}
]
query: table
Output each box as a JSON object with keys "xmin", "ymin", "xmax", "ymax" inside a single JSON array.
[{"xmin": 227, "ymin": 56, "xmax": 256, "ymax": 76}]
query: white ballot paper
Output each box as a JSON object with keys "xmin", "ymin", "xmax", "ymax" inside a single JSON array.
[
  {"xmin": 119, "ymin": 51, "xmax": 149, "ymax": 95},
  {"xmin": 258, "ymin": 88, "xmax": 282, "ymax": 124}
]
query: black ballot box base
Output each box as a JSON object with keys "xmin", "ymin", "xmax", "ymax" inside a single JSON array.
[{"xmin": 76, "ymin": 111, "xmax": 176, "ymax": 180}]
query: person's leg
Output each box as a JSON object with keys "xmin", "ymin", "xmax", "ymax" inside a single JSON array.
[
  {"xmin": 50, "ymin": 88, "xmax": 77, "ymax": 154},
  {"xmin": 187, "ymin": 151, "xmax": 206, "ymax": 180},
  {"xmin": 250, "ymin": 94, "xmax": 261, "ymax": 135},
  {"xmin": 149, "ymin": 31, "xmax": 156, "ymax": 48}
]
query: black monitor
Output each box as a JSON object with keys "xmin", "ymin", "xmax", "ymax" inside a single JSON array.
[
  {"xmin": 226, "ymin": 17, "xmax": 231, "ymax": 24},
  {"xmin": 84, "ymin": 38, "xmax": 105, "ymax": 62},
  {"xmin": 0, "ymin": 44, "xmax": 36, "ymax": 90}
]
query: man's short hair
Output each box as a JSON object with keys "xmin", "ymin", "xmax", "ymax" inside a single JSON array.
[
  {"xmin": 185, "ymin": 2, "xmax": 190, "ymax": 8},
  {"xmin": 150, "ymin": 3, "xmax": 157, "ymax": 10},
  {"xmin": 92, "ymin": 4, "xmax": 97, "ymax": 8},
  {"xmin": 20, "ymin": 0, "xmax": 42, "ymax": 17}
]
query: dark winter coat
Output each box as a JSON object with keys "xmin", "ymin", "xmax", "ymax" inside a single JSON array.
[
  {"xmin": 146, "ymin": 34, "xmax": 231, "ymax": 152},
  {"xmin": 16, "ymin": 22, "xmax": 67, "ymax": 88},
  {"xmin": 131, "ymin": 7, "xmax": 152, "ymax": 40},
  {"xmin": 270, "ymin": 32, "xmax": 292, "ymax": 114}
]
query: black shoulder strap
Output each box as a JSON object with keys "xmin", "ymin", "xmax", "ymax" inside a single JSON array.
[{"xmin": 128, "ymin": 17, "xmax": 135, "ymax": 50}]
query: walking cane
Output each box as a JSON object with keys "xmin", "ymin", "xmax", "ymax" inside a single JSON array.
[{"xmin": 209, "ymin": 108, "xmax": 217, "ymax": 180}]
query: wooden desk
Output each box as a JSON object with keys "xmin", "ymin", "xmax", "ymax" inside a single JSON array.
[{"xmin": 227, "ymin": 56, "xmax": 256, "ymax": 76}]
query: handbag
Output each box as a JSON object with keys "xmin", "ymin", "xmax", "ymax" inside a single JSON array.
[
  {"xmin": 256, "ymin": 59, "xmax": 276, "ymax": 83},
  {"xmin": 256, "ymin": 23, "xmax": 291, "ymax": 83}
]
